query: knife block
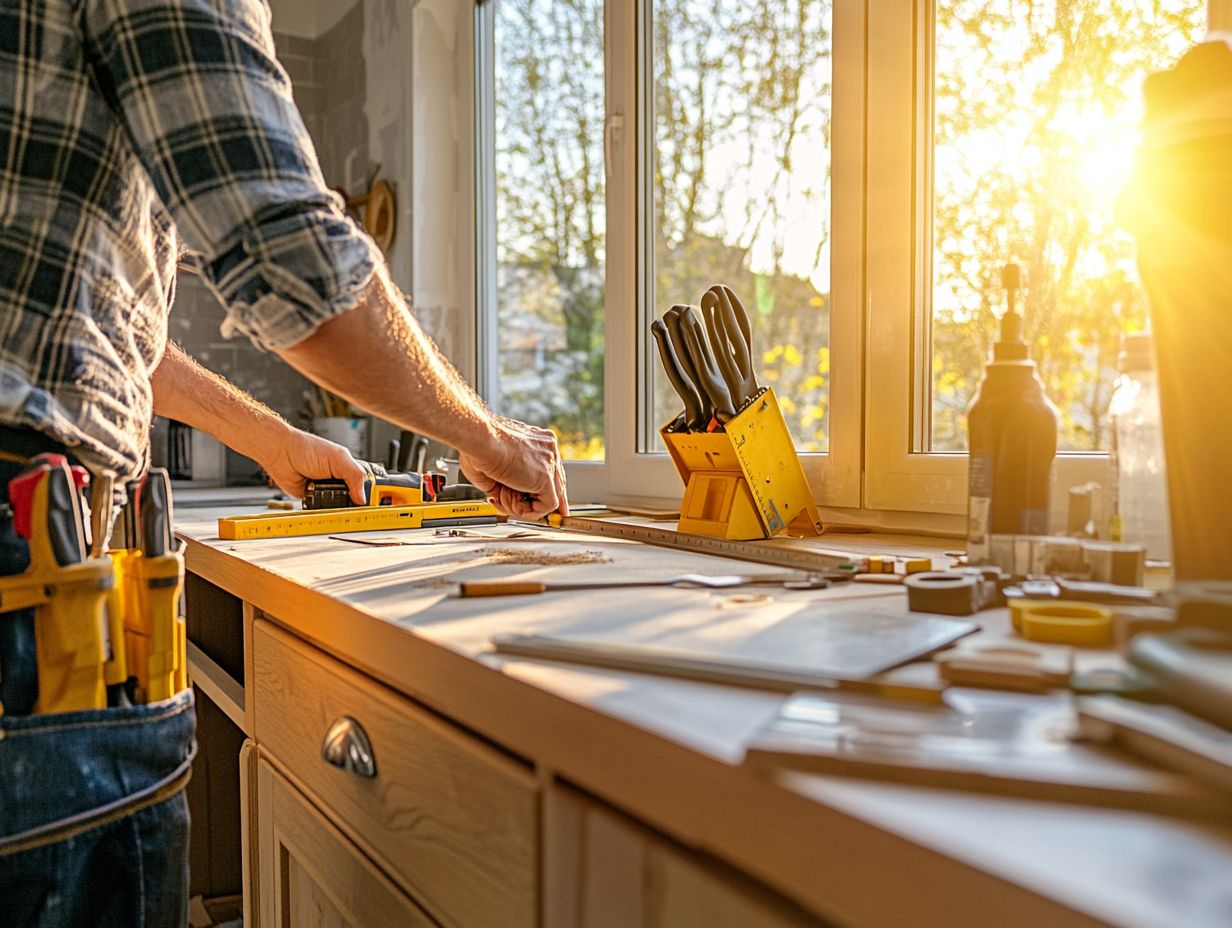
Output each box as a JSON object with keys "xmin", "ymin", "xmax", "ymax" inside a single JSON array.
[{"xmin": 661, "ymin": 387, "xmax": 824, "ymax": 540}]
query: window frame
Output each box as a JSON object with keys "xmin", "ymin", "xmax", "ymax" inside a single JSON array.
[
  {"xmin": 470, "ymin": 0, "xmax": 1216, "ymax": 527},
  {"xmin": 603, "ymin": 0, "xmax": 863, "ymax": 510}
]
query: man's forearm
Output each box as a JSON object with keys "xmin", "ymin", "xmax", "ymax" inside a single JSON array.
[
  {"xmin": 277, "ymin": 267, "xmax": 495, "ymax": 453},
  {"xmin": 150, "ymin": 342, "xmax": 294, "ymax": 461}
]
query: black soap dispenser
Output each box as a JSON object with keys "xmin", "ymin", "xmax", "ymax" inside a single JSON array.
[{"xmin": 965, "ymin": 264, "xmax": 1059, "ymax": 563}]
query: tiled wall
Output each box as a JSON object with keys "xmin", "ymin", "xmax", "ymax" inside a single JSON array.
[
  {"xmin": 166, "ymin": 1, "xmax": 467, "ymax": 480},
  {"xmin": 165, "ymin": 5, "xmax": 393, "ymax": 477}
]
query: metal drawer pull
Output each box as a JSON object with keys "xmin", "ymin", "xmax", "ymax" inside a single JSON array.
[{"xmin": 320, "ymin": 716, "xmax": 377, "ymax": 778}]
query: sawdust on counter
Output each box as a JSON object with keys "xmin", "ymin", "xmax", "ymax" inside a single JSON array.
[{"xmin": 475, "ymin": 547, "xmax": 611, "ymax": 566}]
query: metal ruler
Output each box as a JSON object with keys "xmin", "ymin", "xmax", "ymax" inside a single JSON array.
[{"xmin": 536, "ymin": 517, "xmax": 858, "ymax": 572}]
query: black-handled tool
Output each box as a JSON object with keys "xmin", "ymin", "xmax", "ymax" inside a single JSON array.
[
  {"xmin": 437, "ymin": 484, "xmax": 489, "ymax": 502},
  {"xmin": 651, "ymin": 319, "xmax": 707, "ymax": 431},
  {"xmin": 664, "ymin": 305, "xmax": 714, "ymax": 427},
  {"xmin": 140, "ymin": 469, "xmax": 173, "ymax": 558},
  {"xmin": 679, "ymin": 306, "xmax": 736, "ymax": 423},
  {"xmin": 45, "ymin": 463, "xmax": 87, "ymax": 567},
  {"xmin": 701, "ymin": 284, "xmax": 759, "ymax": 409},
  {"xmin": 395, "ymin": 431, "xmax": 429, "ymax": 474},
  {"xmin": 304, "ymin": 469, "xmax": 429, "ymax": 510}
]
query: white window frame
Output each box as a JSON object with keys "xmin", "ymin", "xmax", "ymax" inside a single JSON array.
[
  {"xmin": 603, "ymin": 0, "xmax": 863, "ymax": 512},
  {"xmin": 469, "ymin": 0, "xmax": 1220, "ymax": 528},
  {"xmin": 860, "ymin": 0, "xmax": 1216, "ymax": 532}
]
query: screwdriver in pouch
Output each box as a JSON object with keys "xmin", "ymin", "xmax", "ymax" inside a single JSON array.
[{"xmin": 128, "ymin": 469, "xmax": 186, "ymax": 703}]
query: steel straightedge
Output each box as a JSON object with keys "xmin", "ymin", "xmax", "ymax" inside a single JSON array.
[{"xmin": 519, "ymin": 517, "xmax": 857, "ymax": 573}]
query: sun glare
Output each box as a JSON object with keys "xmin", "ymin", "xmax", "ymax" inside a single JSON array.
[{"xmin": 929, "ymin": 0, "xmax": 1208, "ymax": 452}]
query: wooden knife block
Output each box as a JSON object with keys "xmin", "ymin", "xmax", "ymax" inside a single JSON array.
[{"xmin": 661, "ymin": 387, "xmax": 824, "ymax": 540}]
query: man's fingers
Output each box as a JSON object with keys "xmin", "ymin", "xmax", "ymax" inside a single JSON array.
[
  {"xmin": 553, "ymin": 458, "xmax": 569, "ymax": 517},
  {"xmin": 332, "ymin": 449, "xmax": 369, "ymax": 504},
  {"xmin": 486, "ymin": 483, "xmax": 557, "ymax": 518}
]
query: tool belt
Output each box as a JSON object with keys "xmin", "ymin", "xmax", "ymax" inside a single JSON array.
[{"xmin": 0, "ymin": 451, "xmax": 187, "ymax": 716}]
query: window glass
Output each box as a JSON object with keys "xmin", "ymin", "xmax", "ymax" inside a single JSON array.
[
  {"xmin": 651, "ymin": 1, "xmax": 833, "ymax": 451},
  {"xmin": 493, "ymin": 0, "xmax": 605, "ymax": 460},
  {"xmin": 930, "ymin": 0, "xmax": 1205, "ymax": 451}
]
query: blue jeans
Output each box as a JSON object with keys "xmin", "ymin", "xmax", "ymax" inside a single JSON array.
[
  {"xmin": 0, "ymin": 436, "xmax": 196, "ymax": 927},
  {"xmin": 0, "ymin": 692, "xmax": 196, "ymax": 927}
]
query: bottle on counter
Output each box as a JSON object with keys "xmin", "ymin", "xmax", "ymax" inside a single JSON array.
[
  {"xmin": 1108, "ymin": 331, "xmax": 1171, "ymax": 563},
  {"xmin": 965, "ymin": 264, "xmax": 1059, "ymax": 564}
]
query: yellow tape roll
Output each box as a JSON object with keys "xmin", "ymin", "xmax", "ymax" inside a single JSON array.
[{"xmin": 1017, "ymin": 601, "xmax": 1114, "ymax": 647}]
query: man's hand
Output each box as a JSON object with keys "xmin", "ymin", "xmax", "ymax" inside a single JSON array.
[
  {"xmin": 459, "ymin": 417, "xmax": 568, "ymax": 520},
  {"xmin": 152, "ymin": 345, "xmax": 369, "ymax": 504},
  {"xmin": 279, "ymin": 270, "xmax": 569, "ymax": 520},
  {"xmin": 259, "ymin": 427, "xmax": 369, "ymax": 504}
]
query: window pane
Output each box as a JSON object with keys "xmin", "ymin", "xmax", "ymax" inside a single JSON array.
[
  {"xmin": 651, "ymin": 1, "xmax": 833, "ymax": 451},
  {"xmin": 493, "ymin": 0, "xmax": 605, "ymax": 460},
  {"xmin": 930, "ymin": 0, "xmax": 1205, "ymax": 452}
]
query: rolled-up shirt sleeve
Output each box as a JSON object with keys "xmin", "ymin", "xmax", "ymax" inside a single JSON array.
[{"xmin": 82, "ymin": 0, "xmax": 379, "ymax": 350}]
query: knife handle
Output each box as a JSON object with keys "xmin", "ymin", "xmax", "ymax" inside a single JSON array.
[
  {"xmin": 459, "ymin": 581, "xmax": 547, "ymax": 597},
  {"xmin": 702, "ymin": 285, "xmax": 758, "ymax": 408},
  {"xmin": 651, "ymin": 320, "xmax": 706, "ymax": 430},
  {"xmin": 664, "ymin": 305, "xmax": 713, "ymax": 425},
  {"xmin": 680, "ymin": 307, "xmax": 736, "ymax": 423}
]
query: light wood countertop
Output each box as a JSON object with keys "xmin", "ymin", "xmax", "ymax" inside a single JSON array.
[{"xmin": 177, "ymin": 502, "xmax": 1232, "ymax": 928}]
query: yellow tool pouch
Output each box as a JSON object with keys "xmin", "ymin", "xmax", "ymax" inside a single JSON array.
[
  {"xmin": 121, "ymin": 549, "xmax": 187, "ymax": 704},
  {"xmin": 0, "ymin": 557, "xmax": 112, "ymax": 716}
]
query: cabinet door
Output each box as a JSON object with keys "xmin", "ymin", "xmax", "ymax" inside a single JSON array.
[
  {"xmin": 253, "ymin": 619, "xmax": 538, "ymax": 928},
  {"xmin": 256, "ymin": 756, "xmax": 436, "ymax": 928},
  {"xmin": 546, "ymin": 782, "xmax": 831, "ymax": 928}
]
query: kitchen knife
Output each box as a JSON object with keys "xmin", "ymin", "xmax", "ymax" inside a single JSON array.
[
  {"xmin": 701, "ymin": 284, "xmax": 759, "ymax": 409},
  {"xmin": 651, "ymin": 319, "xmax": 707, "ymax": 430},
  {"xmin": 664, "ymin": 304, "xmax": 714, "ymax": 426},
  {"xmin": 679, "ymin": 306, "xmax": 737, "ymax": 423}
]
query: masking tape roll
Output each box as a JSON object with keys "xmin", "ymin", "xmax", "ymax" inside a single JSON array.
[
  {"xmin": 1009, "ymin": 597, "xmax": 1060, "ymax": 632},
  {"xmin": 904, "ymin": 571, "xmax": 983, "ymax": 615},
  {"xmin": 1017, "ymin": 601, "xmax": 1114, "ymax": 647}
]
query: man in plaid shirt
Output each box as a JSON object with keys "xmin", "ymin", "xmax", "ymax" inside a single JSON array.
[{"xmin": 0, "ymin": 0, "xmax": 567, "ymax": 921}]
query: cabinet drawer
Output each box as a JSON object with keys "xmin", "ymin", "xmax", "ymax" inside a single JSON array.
[{"xmin": 253, "ymin": 620, "xmax": 538, "ymax": 928}]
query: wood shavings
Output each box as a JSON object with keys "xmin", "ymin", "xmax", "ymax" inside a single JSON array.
[
  {"xmin": 405, "ymin": 577, "xmax": 463, "ymax": 590},
  {"xmin": 714, "ymin": 593, "xmax": 775, "ymax": 609},
  {"xmin": 476, "ymin": 548, "xmax": 611, "ymax": 566}
]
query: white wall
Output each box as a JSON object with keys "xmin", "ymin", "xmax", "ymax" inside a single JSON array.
[
  {"xmin": 411, "ymin": 0, "xmax": 474, "ymax": 376},
  {"xmin": 363, "ymin": 0, "xmax": 416, "ymax": 298},
  {"xmin": 267, "ymin": 0, "xmax": 355, "ymax": 40}
]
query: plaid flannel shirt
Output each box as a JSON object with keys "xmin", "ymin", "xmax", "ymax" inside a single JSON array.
[{"xmin": 0, "ymin": 0, "xmax": 379, "ymax": 479}]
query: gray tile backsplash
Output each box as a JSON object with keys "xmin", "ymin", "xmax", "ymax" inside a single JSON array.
[{"xmin": 167, "ymin": 13, "xmax": 380, "ymax": 478}]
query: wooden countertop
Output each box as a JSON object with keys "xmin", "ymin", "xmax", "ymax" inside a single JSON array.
[{"xmin": 176, "ymin": 503, "xmax": 1232, "ymax": 928}]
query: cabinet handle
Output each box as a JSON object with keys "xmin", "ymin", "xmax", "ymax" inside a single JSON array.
[{"xmin": 320, "ymin": 716, "xmax": 377, "ymax": 778}]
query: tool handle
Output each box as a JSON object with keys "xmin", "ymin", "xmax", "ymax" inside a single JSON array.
[
  {"xmin": 651, "ymin": 319, "xmax": 705, "ymax": 429},
  {"xmin": 409, "ymin": 436, "xmax": 429, "ymax": 473},
  {"xmin": 90, "ymin": 472, "xmax": 115, "ymax": 558},
  {"xmin": 141, "ymin": 468, "xmax": 172, "ymax": 558},
  {"xmin": 458, "ymin": 581, "xmax": 548, "ymax": 597}
]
